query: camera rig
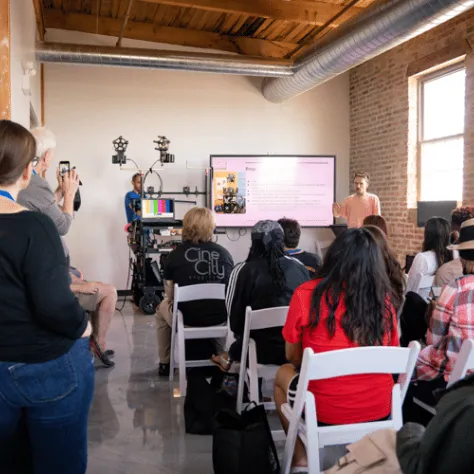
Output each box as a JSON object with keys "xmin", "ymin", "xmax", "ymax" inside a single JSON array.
[{"xmin": 112, "ymin": 135, "xmax": 209, "ymax": 314}]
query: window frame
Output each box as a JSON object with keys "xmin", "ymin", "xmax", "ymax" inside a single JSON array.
[{"xmin": 417, "ymin": 62, "xmax": 465, "ymax": 202}]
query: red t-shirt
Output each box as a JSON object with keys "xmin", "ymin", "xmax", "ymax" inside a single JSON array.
[{"xmin": 282, "ymin": 279, "xmax": 399, "ymax": 425}]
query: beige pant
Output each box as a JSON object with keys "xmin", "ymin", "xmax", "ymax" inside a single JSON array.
[
  {"xmin": 156, "ymin": 297, "xmax": 174, "ymax": 364},
  {"xmin": 155, "ymin": 296, "xmax": 224, "ymax": 364}
]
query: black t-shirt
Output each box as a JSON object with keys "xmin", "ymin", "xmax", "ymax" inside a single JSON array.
[
  {"xmin": 163, "ymin": 241, "xmax": 234, "ymax": 326},
  {"xmin": 287, "ymin": 250, "xmax": 321, "ymax": 276},
  {"xmin": 0, "ymin": 211, "xmax": 88, "ymax": 363}
]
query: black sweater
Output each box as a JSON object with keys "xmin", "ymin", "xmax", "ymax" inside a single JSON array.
[
  {"xmin": 226, "ymin": 256, "xmax": 310, "ymax": 365},
  {"xmin": 0, "ymin": 211, "xmax": 88, "ymax": 363}
]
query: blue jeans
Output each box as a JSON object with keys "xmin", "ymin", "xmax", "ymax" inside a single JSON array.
[{"xmin": 0, "ymin": 338, "xmax": 95, "ymax": 474}]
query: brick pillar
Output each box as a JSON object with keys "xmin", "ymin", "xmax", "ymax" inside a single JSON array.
[{"xmin": 0, "ymin": 0, "xmax": 10, "ymax": 120}]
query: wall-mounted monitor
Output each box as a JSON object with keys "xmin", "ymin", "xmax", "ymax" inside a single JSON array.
[
  {"xmin": 210, "ymin": 155, "xmax": 336, "ymax": 228},
  {"xmin": 417, "ymin": 201, "xmax": 457, "ymax": 227}
]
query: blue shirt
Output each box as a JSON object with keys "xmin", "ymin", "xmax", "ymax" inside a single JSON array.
[{"xmin": 125, "ymin": 191, "xmax": 141, "ymax": 223}]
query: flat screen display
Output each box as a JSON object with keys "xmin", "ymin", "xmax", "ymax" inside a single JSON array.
[
  {"xmin": 141, "ymin": 199, "xmax": 174, "ymax": 220},
  {"xmin": 210, "ymin": 155, "xmax": 335, "ymax": 227}
]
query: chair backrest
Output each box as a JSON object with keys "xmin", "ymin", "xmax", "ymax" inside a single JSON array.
[
  {"xmin": 448, "ymin": 339, "xmax": 474, "ymax": 387},
  {"xmin": 300, "ymin": 341, "xmax": 421, "ymax": 402},
  {"xmin": 246, "ymin": 306, "xmax": 289, "ymax": 331},
  {"xmin": 174, "ymin": 283, "xmax": 226, "ymax": 303},
  {"xmin": 173, "ymin": 283, "xmax": 226, "ymax": 318}
]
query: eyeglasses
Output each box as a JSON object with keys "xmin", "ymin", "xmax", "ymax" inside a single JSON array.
[{"xmin": 31, "ymin": 156, "xmax": 39, "ymax": 167}]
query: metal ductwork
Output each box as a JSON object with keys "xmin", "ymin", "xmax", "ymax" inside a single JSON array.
[
  {"xmin": 35, "ymin": 43, "xmax": 294, "ymax": 78},
  {"xmin": 36, "ymin": 0, "xmax": 474, "ymax": 100},
  {"xmin": 262, "ymin": 0, "xmax": 474, "ymax": 102}
]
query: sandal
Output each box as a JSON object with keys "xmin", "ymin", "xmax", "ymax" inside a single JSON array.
[
  {"xmin": 210, "ymin": 354, "xmax": 232, "ymax": 372},
  {"xmin": 90, "ymin": 337, "xmax": 115, "ymax": 368}
]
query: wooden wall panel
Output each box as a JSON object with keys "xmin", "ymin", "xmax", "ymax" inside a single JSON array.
[{"xmin": 0, "ymin": 0, "xmax": 10, "ymax": 120}]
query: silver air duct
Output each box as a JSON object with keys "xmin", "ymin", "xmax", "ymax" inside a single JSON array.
[
  {"xmin": 35, "ymin": 43, "xmax": 294, "ymax": 78},
  {"xmin": 262, "ymin": 0, "xmax": 474, "ymax": 102}
]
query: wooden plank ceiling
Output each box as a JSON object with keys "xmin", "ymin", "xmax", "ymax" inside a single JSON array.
[{"xmin": 39, "ymin": 0, "xmax": 378, "ymax": 59}]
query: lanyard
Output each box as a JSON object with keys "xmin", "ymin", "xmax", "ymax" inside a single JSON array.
[{"xmin": 0, "ymin": 190, "xmax": 15, "ymax": 202}]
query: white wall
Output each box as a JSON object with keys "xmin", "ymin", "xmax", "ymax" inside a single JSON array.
[
  {"xmin": 10, "ymin": 0, "xmax": 41, "ymax": 126},
  {"xmin": 44, "ymin": 32, "xmax": 350, "ymax": 289}
]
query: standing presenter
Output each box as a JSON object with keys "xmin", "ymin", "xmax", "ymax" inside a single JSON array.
[{"xmin": 333, "ymin": 172, "xmax": 381, "ymax": 228}]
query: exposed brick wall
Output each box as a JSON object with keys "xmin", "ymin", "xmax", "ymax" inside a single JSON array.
[{"xmin": 350, "ymin": 9, "xmax": 474, "ymax": 263}]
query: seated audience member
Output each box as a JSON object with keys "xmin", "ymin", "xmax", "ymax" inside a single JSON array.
[
  {"xmin": 278, "ymin": 217, "xmax": 321, "ymax": 276},
  {"xmin": 363, "ymin": 214, "xmax": 388, "ymax": 236},
  {"xmin": 404, "ymin": 218, "xmax": 474, "ymax": 424},
  {"xmin": 156, "ymin": 207, "xmax": 234, "ymax": 376},
  {"xmin": 435, "ymin": 207, "xmax": 474, "ymax": 287},
  {"xmin": 365, "ymin": 225, "xmax": 405, "ymax": 312},
  {"xmin": 0, "ymin": 120, "xmax": 94, "ymax": 473},
  {"xmin": 211, "ymin": 221, "xmax": 310, "ymax": 371},
  {"xmin": 18, "ymin": 126, "xmax": 117, "ymax": 367},
  {"xmin": 274, "ymin": 228, "xmax": 398, "ymax": 471},
  {"xmin": 406, "ymin": 217, "xmax": 452, "ymax": 301}
]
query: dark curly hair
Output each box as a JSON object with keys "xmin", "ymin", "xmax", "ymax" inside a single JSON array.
[
  {"xmin": 364, "ymin": 225, "xmax": 405, "ymax": 311},
  {"xmin": 451, "ymin": 207, "xmax": 474, "ymax": 231},
  {"xmin": 310, "ymin": 228, "xmax": 394, "ymax": 346}
]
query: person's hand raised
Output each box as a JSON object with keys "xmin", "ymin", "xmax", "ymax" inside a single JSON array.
[
  {"xmin": 62, "ymin": 169, "xmax": 80, "ymax": 198},
  {"xmin": 332, "ymin": 202, "xmax": 342, "ymax": 217}
]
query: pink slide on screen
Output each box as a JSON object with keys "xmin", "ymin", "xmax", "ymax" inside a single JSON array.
[{"xmin": 210, "ymin": 156, "xmax": 335, "ymax": 227}]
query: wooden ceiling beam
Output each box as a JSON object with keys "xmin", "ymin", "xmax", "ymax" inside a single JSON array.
[
  {"xmin": 32, "ymin": 0, "xmax": 46, "ymax": 40},
  {"xmin": 43, "ymin": 9, "xmax": 299, "ymax": 58},
  {"xmin": 139, "ymin": 0, "xmax": 364, "ymax": 26}
]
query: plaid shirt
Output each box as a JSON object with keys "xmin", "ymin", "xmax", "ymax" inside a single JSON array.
[{"xmin": 415, "ymin": 274, "xmax": 474, "ymax": 381}]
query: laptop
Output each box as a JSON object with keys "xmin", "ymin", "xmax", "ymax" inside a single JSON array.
[{"xmin": 141, "ymin": 198, "xmax": 175, "ymax": 223}]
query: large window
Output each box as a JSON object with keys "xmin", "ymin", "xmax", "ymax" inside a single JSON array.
[{"xmin": 418, "ymin": 66, "xmax": 465, "ymax": 202}]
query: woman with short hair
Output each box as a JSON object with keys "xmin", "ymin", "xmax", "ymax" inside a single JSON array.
[
  {"xmin": 274, "ymin": 228, "xmax": 399, "ymax": 471},
  {"xmin": 0, "ymin": 120, "xmax": 94, "ymax": 473},
  {"xmin": 155, "ymin": 207, "xmax": 234, "ymax": 376}
]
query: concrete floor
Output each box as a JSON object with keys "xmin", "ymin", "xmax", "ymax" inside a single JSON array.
[
  {"xmin": 87, "ymin": 303, "xmax": 345, "ymax": 473},
  {"xmin": 87, "ymin": 303, "xmax": 213, "ymax": 474}
]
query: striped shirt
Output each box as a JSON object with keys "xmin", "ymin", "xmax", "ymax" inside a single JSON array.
[
  {"xmin": 415, "ymin": 274, "xmax": 474, "ymax": 382},
  {"xmin": 340, "ymin": 193, "xmax": 381, "ymax": 228}
]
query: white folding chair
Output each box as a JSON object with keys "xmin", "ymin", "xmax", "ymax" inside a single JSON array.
[
  {"xmin": 281, "ymin": 342, "xmax": 421, "ymax": 474},
  {"xmin": 413, "ymin": 338, "xmax": 474, "ymax": 415},
  {"xmin": 169, "ymin": 283, "xmax": 228, "ymax": 397},
  {"xmin": 236, "ymin": 306, "xmax": 289, "ymax": 414}
]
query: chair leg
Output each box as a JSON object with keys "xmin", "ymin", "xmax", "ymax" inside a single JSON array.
[
  {"xmin": 169, "ymin": 322, "xmax": 176, "ymax": 382},
  {"xmin": 178, "ymin": 329, "xmax": 187, "ymax": 397}
]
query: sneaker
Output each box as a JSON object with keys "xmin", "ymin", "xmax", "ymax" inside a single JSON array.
[{"xmin": 158, "ymin": 363, "xmax": 170, "ymax": 377}]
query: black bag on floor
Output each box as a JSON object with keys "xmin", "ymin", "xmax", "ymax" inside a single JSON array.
[
  {"xmin": 213, "ymin": 403, "xmax": 280, "ymax": 474},
  {"xmin": 184, "ymin": 369, "xmax": 234, "ymax": 435}
]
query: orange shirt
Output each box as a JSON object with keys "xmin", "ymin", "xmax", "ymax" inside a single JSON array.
[
  {"xmin": 341, "ymin": 193, "xmax": 380, "ymax": 228},
  {"xmin": 282, "ymin": 279, "xmax": 398, "ymax": 425}
]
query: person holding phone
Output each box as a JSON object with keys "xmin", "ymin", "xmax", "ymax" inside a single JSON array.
[{"xmin": 18, "ymin": 128, "xmax": 79, "ymax": 252}]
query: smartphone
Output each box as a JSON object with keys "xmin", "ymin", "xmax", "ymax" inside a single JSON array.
[{"xmin": 59, "ymin": 161, "xmax": 70, "ymax": 176}]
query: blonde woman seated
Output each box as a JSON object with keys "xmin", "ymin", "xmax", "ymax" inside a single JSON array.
[{"xmin": 155, "ymin": 207, "xmax": 234, "ymax": 376}]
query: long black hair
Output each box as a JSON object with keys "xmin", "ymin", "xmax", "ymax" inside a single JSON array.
[
  {"xmin": 310, "ymin": 228, "xmax": 394, "ymax": 346},
  {"xmin": 247, "ymin": 223, "xmax": 286, "ymax": 293},
  {"xmin": 423, "ymin": 217, "xmax": 452, "ymax": 267}
]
